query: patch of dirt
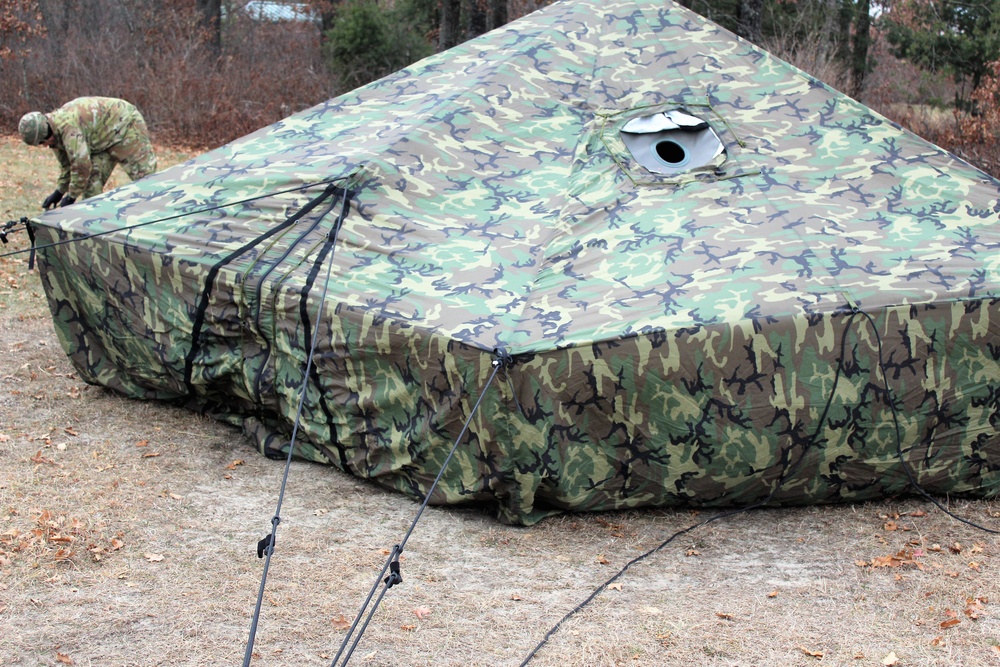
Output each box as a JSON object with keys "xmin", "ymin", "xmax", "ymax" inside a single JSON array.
[{"xmin": 1, "ymin": 299, "xmax": 999, "ymax": 667}]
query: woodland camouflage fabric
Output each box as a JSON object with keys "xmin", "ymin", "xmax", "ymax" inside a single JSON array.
[{"xmin": 32, "ymin": 0, "xmax": 1000, "ymax": 524}]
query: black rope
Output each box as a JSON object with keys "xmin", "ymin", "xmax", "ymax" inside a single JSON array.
[
  {"xmin": 855, "ymin": 307, "xmax": 999, "ymax": 535},
  {"xmin": 518, "ymin": 307, "xmax": 860, "ymax": 665},
  {"xmin": 518, "ymin": 304, "xmax": 999, "ymax": 664},
  {"xmin": 329, "ymin": 350, "xmax": 511, "ymax": 667},
  {"xmin": 0, "ymin": 175, "xmax": 348, "ymax": 261},
  {"xmin": 240, "ymin": 185, "xmax": 352, "ymax": 667}
]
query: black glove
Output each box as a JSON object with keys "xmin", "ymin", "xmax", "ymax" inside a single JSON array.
[
  {"xmin": 42, "ymin": 189, "xmax": 63, "ymax": 210},
  {"xmin": 58, "ymin": 194, "xmax": 76, "ymax": 208}
]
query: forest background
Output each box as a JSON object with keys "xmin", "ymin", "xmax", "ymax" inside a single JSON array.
[{"xmin": 1, "ymin": 0, "xmax": 999, "ymax": 179}]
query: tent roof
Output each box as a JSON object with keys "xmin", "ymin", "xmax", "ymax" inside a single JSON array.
[{"xmin": 45, "ymin": 0, "xmax": 1000, "ymax": 354}]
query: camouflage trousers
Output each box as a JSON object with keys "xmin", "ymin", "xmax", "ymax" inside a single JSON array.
[{"xmin": 82, "ymin": 114, "xmax": 157, "ymax": 199}]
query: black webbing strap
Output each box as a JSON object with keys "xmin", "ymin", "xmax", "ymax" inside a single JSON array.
[
  {"xmin": 297, "ymin": 190, "xmax": 355, "ymax": 470},
  {"xmin": 183, "ymin": 182, "xmax": 348, "ymax": 396}
]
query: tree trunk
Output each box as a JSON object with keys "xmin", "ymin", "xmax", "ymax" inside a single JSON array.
[
  {"xmin": 836, "ymin": 0, "xmax": 853, "ymax": 65},
  {"xmin": 459, "ymin": 0, "xmax": 482, "ymax": 42},
  {"xmin": 195, "ymin": 0, "xmax": 221, "ymax": 53},
  {"xmin": 735, "ymin": 0, "xmax": 763, "ymax": 44},
  {"xmin": 486, "ymin": 0, "xmax": 507, "ymax": 32},
  {"xmin": 850, "ymin": 0, "xmax": 871, "ymax": 98},
  {"xmin": 439, "ymin": 0, "xmax": 460, "ymax": 49}
]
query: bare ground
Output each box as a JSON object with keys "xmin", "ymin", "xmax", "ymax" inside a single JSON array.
[{"xmin": 1, "ymin": 139, "xmax": 1000, "ymax": 667}]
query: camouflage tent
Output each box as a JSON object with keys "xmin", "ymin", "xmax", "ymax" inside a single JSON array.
[{"xmin": 32, "ymin": 0, "xmax": 1000, "ymax": 525}]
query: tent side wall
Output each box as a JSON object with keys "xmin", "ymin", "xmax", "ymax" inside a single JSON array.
[{"xmin": 504, "ymin": 300, "xmax": 1000, "ymax": 519}]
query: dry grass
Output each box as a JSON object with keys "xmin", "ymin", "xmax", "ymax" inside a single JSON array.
[{"xmin": 1, "ymin": 134, "xmax": 1000, "ymax": 667}]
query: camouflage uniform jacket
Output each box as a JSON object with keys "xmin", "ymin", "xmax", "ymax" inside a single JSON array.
[{"xmin": 46, "ymin": 97, "xmax": 148, "ymax": 198}]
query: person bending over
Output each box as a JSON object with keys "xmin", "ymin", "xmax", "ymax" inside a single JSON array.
[{"xmin": 18, "ymin": 96, "xmax": 158, "ymax": 209}]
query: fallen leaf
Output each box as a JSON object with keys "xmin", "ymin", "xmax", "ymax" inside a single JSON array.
[
  {"xmin": 144, "ymin": 553, "xmax": 164, "ymax": 562},
  {"xmin": 909, "ymin": 510, "xmax": 927, "ymax": 517},
  {"xmin": 331, "ymin": 614, "xmax": 351, "ymax": 631},
  {"xmin": 226, "ymin": 459, "xmax": 245, "ymax": 470},
  {"xmin": 510, "ymin": 594, "xmax": 522, "ymax": 601},
  {"xmin": 767, "ymin": 590, "xmax": 779, "ymax": 598},
  {"xmin": 940, "ymin": 618, "xmax": 961, "ymax": 629},
  {"xmin": 414, "ymin": 606, "xmax": 432, "ymax": 619},
  {"xmin": 883, "ymin": 521, "xmax": 898, "ymax": 531},
  {"xmin": 135, "ymin": 440, "xmax": 149, "ymax": 447},
  {"xmin": 64, "ymin": 427, "xmax": 78, "ymax": 436},
  {"xmin": 685, "ymin": 549, "xmax": 700, "ymax": 557},
  {"xmin": 799, "ymin": 646, "xmax": 823, "ymax": 658},
  {"xmin": 56, "ymin": 653, "xmax": 73, "ymax": 665},
  {"xmin": 930, "ymin": 636, "xmax": 945, "ymax": 647},
  {"xmin": 141, "ymin": 452, "xmax": 161, "ymax": 458},
  {"xmin": 965, "ymin": 598, "xmax": 985, "ymax": 619},
  {"xmin": 596, "ymin": 555, "xmax": 610, "ymax": 565},
  {"xmin": 882, "ymin": 651, "xmax": 899, "ymax": 666},
  {"xmin": 110, "ymin": 538, "xmax": 124, "ymax": 551},
  {"xmin": 607, "ymin": 582, "xmax": 622, "ymax": 591},
  {"xmin": 30, "ymin": 451, "xmax": 55, "ymax": 465},
  {"xmin": 400, "ymin": 624, "xmax": 416, "ymax": 631}
]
